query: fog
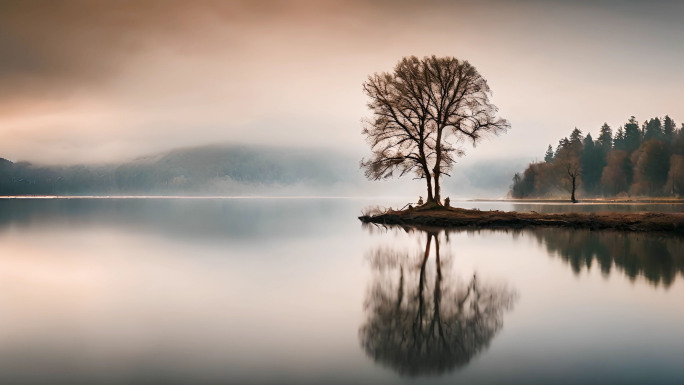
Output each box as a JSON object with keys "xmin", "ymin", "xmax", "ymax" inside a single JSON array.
[
  {"xmin": 0, "ymin": 143, "xmax": 530, "ymax": 199},
  {"xmin": 1, "ymin": 0, "xmax": 684, "ymax": 165}
]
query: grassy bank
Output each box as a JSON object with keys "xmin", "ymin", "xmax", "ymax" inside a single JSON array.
[{"xmin": 359, "ymin": 204, "xmax": 684, "ymax": 234}]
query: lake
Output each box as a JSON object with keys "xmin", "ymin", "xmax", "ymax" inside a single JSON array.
[{"xmin": 0, "ymin": 198, "xmax": 683, "ymax": 384}]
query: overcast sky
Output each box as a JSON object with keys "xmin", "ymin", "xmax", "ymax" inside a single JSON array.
[{"xmin": 1, "ymin": 0, "xmax": 683, "ymax": 164}]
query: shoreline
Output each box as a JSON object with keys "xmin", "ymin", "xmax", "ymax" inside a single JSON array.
[
  {"xmin": 0, "ymin": 195, "xmax": 404, "ymax": 200},
  {"xmin": 359, "ymin": 205, "xmax": 684, "ymax": 234},
  {"xmin": 471, "ymin": 198, "xmax": 684, "ymax": 204}
]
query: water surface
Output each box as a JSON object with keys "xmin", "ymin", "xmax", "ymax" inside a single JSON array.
[{"xmin": 0, "ymin": 198, "xmax": 682, "ymax": 384}]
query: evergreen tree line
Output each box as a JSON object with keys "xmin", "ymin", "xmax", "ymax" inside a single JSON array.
[{"xmin": 511, "ymin": 116, "xmax": 684, "ymax": 198}]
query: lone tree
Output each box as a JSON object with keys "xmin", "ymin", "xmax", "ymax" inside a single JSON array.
[
  {"xmin": 565, "ymin": 159, "xmax": 582, "ymax": 203},
  {"xmin": 361, "ymin": 56, "xmax": 509, "ymax": 204},
  {"xmin": 554, "ymin": 128, "xmax": 583, "ymax": 203}
]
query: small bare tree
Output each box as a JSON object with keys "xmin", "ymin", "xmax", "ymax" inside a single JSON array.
[
  {"xmin": 554, "ymin": 134, "xmax": 582, "ymax": 203},
  {"xmin": 361, "ymin": 56, "xmax": 509, "ymax": 204},
  {"xmin": 566, "ymin": 160, "xmax": 582, "ymax": 203}
]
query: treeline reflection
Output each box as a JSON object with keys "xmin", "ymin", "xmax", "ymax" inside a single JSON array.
[
  {"xmin": 359, "ymin": 230, "xmax": 517, "ymax": 377},
  {"xmin": 425, "ymin": 226, "xmax": 683, "ymax": 288},
  {"xmin": 526, "ymin": 228, "xmax": 684, "ymax": 288}
]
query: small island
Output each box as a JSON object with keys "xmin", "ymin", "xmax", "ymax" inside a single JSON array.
[{"xmin": 359, "ymin": 203, "xmax": 684, "ymax": 234}]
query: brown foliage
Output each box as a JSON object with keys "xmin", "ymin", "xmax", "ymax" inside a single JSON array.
[
  {"xmin": 665, "ymin": 154, "xmax": 684, "ymax": 196},
  {"xmin": 601, "ymin": 150, "xmax": 631, "ymax": 195}
]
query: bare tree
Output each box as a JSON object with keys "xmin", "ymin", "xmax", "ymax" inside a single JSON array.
[
  {"xmin": 361, "ymin": 56, "xmax": 509, "ymax": 204},
  {"xmin": 566, "ymin": 160, "xmax": 581, "ymax": 203},
  {"xmin": 555, "ymin": 138, "xmax": 582, "ymax": 203},
  {"xmin": 361, "ymin": 57, "xmax": 436, "ymax": 202},
  {"xmin": 421, "ymin": 56, "xmax": 510, "ymax": 203}
]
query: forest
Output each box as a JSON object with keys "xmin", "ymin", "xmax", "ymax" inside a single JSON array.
[{"xmin": 511, "ymin": 116, "xmax": 684, "ymax": 199}]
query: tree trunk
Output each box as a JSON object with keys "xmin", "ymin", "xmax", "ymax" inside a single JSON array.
[
  {"xmin": 433, "ymin": 128, "xmax": 444, "ymax": 205},
  {"xmin": 419, "ymin": 140, "xmax": 434, "ymax": 203},
  {"xmin": 571, "ymin": 175, "xmax": 577, "ymax": 203},
  {"xmin": 424, "ymin": 165, "xmax": 434, "ymax": 203},
  {"xmin": 433, "ymin": 168, "xmax": 441, "ymax": 205}
]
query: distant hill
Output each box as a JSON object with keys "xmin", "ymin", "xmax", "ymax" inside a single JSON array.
[
  {"xmin": 0, "ymin": 145, "xmax": 527, "ymax": 198},
  {"xmin": 0, "ymin": 145, "xmax": 360, "ymax": 196}
]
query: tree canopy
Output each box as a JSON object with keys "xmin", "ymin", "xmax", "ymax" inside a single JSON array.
[{"xmin": 361, "ymin": 56, "xmax": 509, "ymax": 204}]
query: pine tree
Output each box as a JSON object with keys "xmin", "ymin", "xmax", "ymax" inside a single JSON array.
[
  {"xmin": 544, "ymin": 145, "xmax": 554, "ymax": 163},
  {"xmin": 641, "ymin": 120, "xmax": 648, "ymax": 137},
  {"xmin": 555, "ymin": 137, "xmax": 570, "ymax": 158},
  {"xmin": 569, "ymin": 128, "xmax": 584, "ymax": 152},
  {"xmin": 663, "ymin": 115, "xmax": 676, "ymax": 141},
  {"xmin": 581, "ymin": 133, "xmax": 601, "ymax": 194},
  {"xmin": 623, "ymin": 116, "xmax": 642, "ymax": 153},
  {"xmin": 644, "ymin": 117, "xmax": 663, "ymax": 141},
  {"xmin": 614, "ymin": 126, "xmax": 626, "ymax": 151},
  {"xmin": 597, "ymin": 123, "xmax": 613, "ymax": 152},
  {"xmin": 584, "ymin": 133, "xmax": 594, "ymax": 148}
]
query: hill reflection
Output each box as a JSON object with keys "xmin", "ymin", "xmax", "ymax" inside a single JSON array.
[
  {"xmin": 359, "ymin": 230, "xmax": 517, "ymax": 377},
  {"xmin": 0, "ymin": 198, "xmax": 352, "ymax": 242}
]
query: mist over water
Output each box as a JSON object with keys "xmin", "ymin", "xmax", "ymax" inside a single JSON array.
[
  {"xmin": 3, "ymin": 1, "xmax": 684, "ymax": 383},
  {"xmin": 1, "ymin": 198, "xmax": 682, "ymax": 384}
]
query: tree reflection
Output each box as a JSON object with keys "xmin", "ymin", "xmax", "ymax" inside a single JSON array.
[
  {"xmin": 436, "ymin": 227, "xmax": 684, "ymax": 288},
  {"xmin": 527, "ymin": 228, "xmax": 684, "ymax": 288},
  {"xmin": 359, "ymin": 231, "xmax": 516, "ymax": 377}
]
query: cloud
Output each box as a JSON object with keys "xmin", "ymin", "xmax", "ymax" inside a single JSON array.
[{"xmin": 1, "ymin": 0, "xmax": 683, "ymax": 164}]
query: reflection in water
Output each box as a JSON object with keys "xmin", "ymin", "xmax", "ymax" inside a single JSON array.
[
  {"xmin": 1, "ymin": 199, "xmax": 683, "ymax": 383},
  {"xmin": 359, "ymin": 230, "xmax": 517, "ymax": 377},
  {"xmin": 0, "ymin": 198, "xmax": 353, "ymax": 242},
  {"xmin": 526, "ymin": 228, "xmax": 684, "ymax": 288}
]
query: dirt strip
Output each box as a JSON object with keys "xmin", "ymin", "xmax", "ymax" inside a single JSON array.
[{"xmin": 359, "ymin": 206, "xmax": 684, "ymax": 234}]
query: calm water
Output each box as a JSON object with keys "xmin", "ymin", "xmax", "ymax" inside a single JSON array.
[{"xmin": 0, "ymin": 198, "xmax": 683, "ymax": 384}]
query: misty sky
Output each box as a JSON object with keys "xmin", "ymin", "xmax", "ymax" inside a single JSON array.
[{"xmin": 2, "ymin": 0, "xmax": 684, "ymax": 164}]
